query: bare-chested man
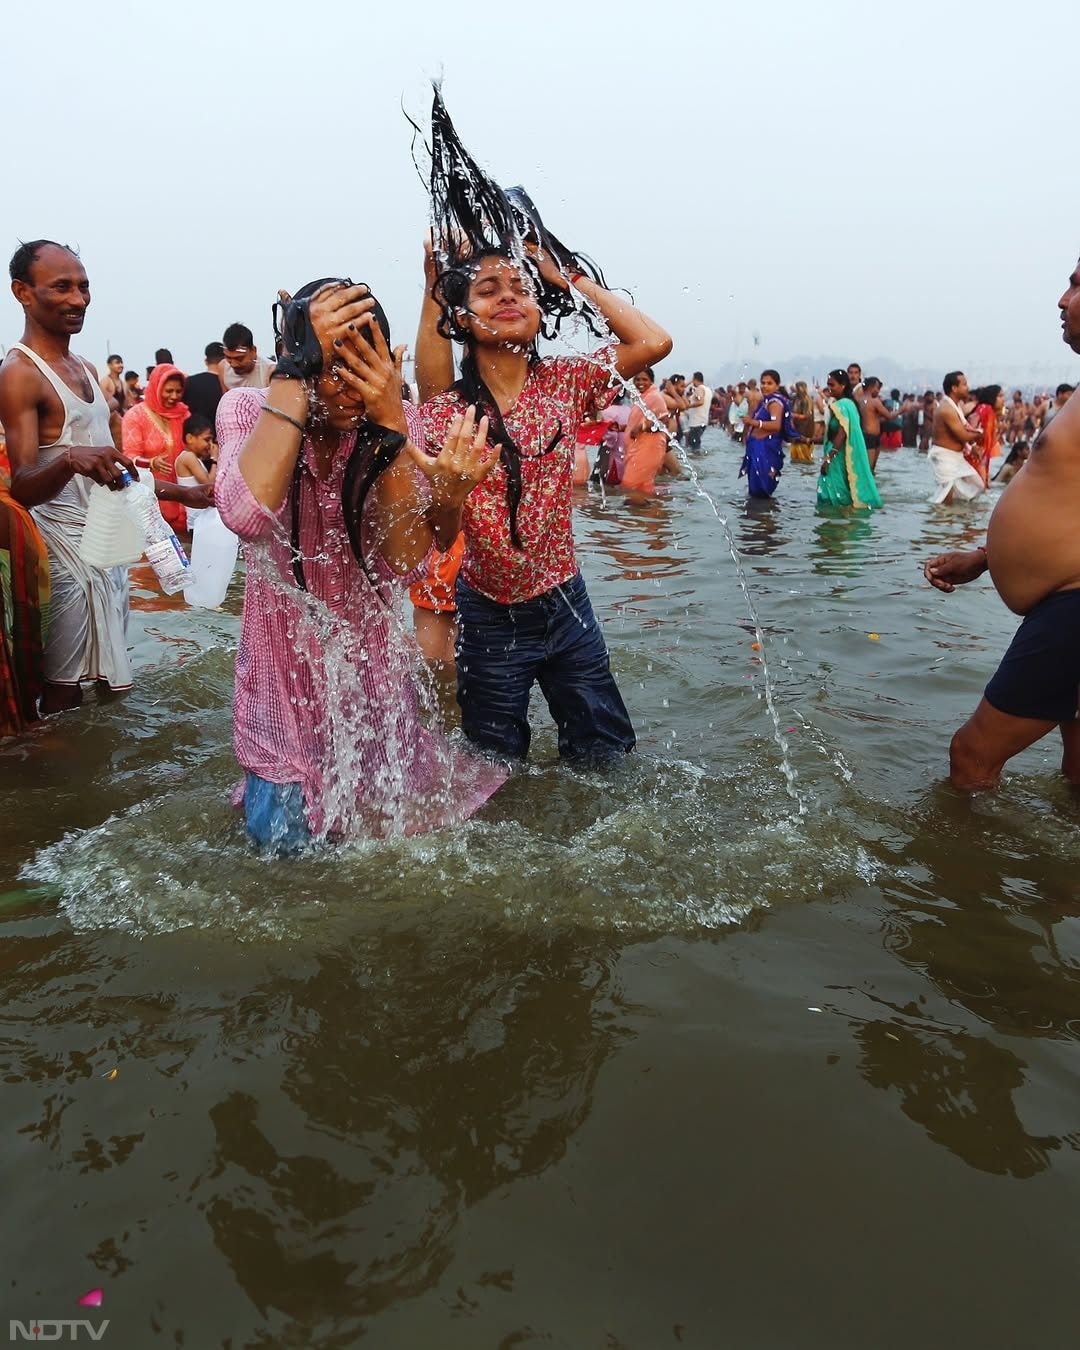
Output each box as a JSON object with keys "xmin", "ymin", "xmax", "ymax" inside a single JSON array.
[
  {"xmin": 1005, "ymin": 389, "xmax": 1027, "ymax": 445},
  {"xmin": 926, "ymin": 371, "xmax": 984, "ymax": 503},
  {"xmin": 923, "ymin": 257, "xmax": 1080, "ymax": 789},
  {"xmin": 661, "ymin": 373, "xmax": 689, "ymax": 438},
  {"xmin": 98, "ymin": 353, "xmax": 126, "ymax": 414},
  {"xmin": 0, "ymin": 240, "xmax": 208, "ymax": 714},
  {"xmin": 857, "ymin": 376, "xmax": 894, "ymax": 472}
]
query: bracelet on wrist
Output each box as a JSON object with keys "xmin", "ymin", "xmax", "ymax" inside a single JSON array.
[{"xmin": 260, "ymin": 403, "xmax": 307, "ymax": 435}]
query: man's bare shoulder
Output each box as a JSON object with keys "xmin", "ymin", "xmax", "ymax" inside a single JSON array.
[{"xmin": 0, "ymin": 347, "xmax": 45, "ymax": 398}]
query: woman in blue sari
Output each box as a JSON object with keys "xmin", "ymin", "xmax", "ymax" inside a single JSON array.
[
  {"xmin": 739, "ymin": 369, "xmax": 790, "ymax": 498},
  {"xmin": 817, "ymin": 369, "xmax": 882, "ymax": 511}
]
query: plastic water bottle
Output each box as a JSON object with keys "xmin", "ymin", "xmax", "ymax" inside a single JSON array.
[
  {"xmin": 184, "ymin": 507, "xmax": 239, "ymax": 608},
  {"xmin": 78, "ymin": 482, "xmax": 146, "ymax": 567},
  {"xmin": 123, "ymin": 471, "xmax": 190, "ymax": 594}
]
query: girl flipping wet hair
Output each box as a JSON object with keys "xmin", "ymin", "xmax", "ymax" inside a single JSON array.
[{"xmin": 414, "ymin": 88, "xmax": 672, "ymax": 764}]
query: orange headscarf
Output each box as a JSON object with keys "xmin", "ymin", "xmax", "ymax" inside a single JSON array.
[{"xmin": 143, "ymin": 363, "xmax": 189, "ymax": 446}]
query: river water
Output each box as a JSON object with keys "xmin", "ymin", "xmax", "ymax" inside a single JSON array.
[{"xmin": 3, "ymin": 435, "xmax": 1078, "ymax": 1349}]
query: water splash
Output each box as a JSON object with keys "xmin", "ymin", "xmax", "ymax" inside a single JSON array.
[{"xmin": 236, "ymin": 489, "xmax": 502, "ymax": 845}]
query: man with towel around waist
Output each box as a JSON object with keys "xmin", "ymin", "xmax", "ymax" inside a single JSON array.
[
  {"xmin": 927, "ymin": 370, "xmax": 986, "ymax": 503},
  {"xmin": 0, "ymin": 240, "xmax": 207, "ymax": 714}
]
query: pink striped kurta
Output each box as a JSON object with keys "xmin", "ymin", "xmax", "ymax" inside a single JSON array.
[{"xmin": 216, "ymin": 389, "xmax": 506, "ymax": 838}]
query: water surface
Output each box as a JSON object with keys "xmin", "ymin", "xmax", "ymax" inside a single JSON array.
[{"xmin": 3, "ymin": 438, "xmax": 1078, "ymax": 1348}]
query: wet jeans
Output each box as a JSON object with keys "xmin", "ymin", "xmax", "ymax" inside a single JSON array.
[
  {"xmin": 454, "ymin": 571, "xmax": 636, "ymax": 764},
  {"xmin": 243, "ymin": 773, "xmax": 311, "ymax": 854}
]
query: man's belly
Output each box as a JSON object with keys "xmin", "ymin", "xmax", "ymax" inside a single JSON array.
[{"xmin": 987, "ymin": 473, "xmax": 1080, "ymax": 613}]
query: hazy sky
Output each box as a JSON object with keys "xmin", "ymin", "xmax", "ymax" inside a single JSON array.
[{"xmin": 3, "ymin": 0, "xmax": 1076, "ymax": 387}]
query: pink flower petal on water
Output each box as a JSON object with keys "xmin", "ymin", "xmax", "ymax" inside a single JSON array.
[{"xmin": 78, "ymin": 1289, "xmax": 103, "ymax": 1307}]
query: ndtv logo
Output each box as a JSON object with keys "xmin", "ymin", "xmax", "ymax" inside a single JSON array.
[{"xmin": 8, "ymin": 1323, "xmax": 109, "ymax": 1342}]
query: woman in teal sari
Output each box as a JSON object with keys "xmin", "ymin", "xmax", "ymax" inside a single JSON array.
[{"xmin": 817, "ymin": 369, "xmax": 882, "ymax": 512}]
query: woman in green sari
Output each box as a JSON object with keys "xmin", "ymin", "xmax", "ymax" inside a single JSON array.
[{"xmin": 817, "ymin": 369, "xmax": 882, "ymax": 512}]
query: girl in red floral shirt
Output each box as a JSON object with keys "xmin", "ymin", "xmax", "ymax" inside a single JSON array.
[
  {"xmin": 420, "ymin": 246, "xmax": 671, "ymax": 763},
  {"xmin": 413, "ymin": 88, "xmax": 672, "ymax": 764}
]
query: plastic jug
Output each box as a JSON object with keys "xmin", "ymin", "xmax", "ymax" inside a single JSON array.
[
  {"xmin": 78, "ymin": 481, "xmax": 146, "ymax": 567},
  {"xmin": 183, "ymin": 508, "xmax": 239, "ymax": 609}
]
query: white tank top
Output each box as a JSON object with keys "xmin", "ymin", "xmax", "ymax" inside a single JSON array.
[{"xmin": 11, "ymin": 342, "xmax": 116, "ymax": 526}]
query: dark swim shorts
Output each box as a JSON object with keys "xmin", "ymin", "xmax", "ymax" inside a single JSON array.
[
  {"xmin": 864, "ymin": 431, "xmax": 881, "ymax": 449},
  {"xmin": 984, "ymin": 589, "xmax": 1080, "ymax": 723}
]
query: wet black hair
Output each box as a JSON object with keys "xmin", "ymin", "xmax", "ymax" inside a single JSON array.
[
  {"xmin": 281, "ymin": 277, "xmax": 402, "ymax": 596},
  {"xmin": 943, "ymin": 371, "xmax": 964, "ymax": 396},
  {"xmin": 414, "ymin": 85, "xmax": 610, "ymax": 550},
  {"xmin": 971, "ymin": 385, "xmax": 1002, "ymax": 407},
  {"xmin": 8, "ymin": 239, "xmax": 77, "ymax": 284},
  {"xmin": 107, "ymin": 353, "xmax": 123, "ymax": 364},
  {"xmin": 994, "ymin": 440, "xmax": 1029, "ymax": 477},
  {"xmin": 761, "ymin": 369, "xmax": 781, "ymax": 384}
]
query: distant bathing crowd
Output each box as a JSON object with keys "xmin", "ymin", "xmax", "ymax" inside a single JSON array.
[
  {"xmin": 0, "ymin": 87, "xmax": 1078, "ymax": 844},
  {"xmin": 608, "ymin": 365, "xmax": 1073, "ymax": 509}
]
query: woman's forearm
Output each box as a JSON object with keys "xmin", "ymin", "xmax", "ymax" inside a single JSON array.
[
  {"xmin": 236, "ymin": 380, "xmax": 309, "ymax": 510},
  {"xmin": 572, "ymin": 277, "xmax": 672, "ymax": 377},
  {"xmin": 415, "ymin": 293, "xmax": 455, "ymax": 403}
]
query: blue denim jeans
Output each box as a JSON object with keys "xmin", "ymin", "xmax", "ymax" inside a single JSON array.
[
  {"xmin": 243, "ymin": 773, "xmax": 311, "ymax": 854},
  {"xmin": 454, "ymin": 571, "xmax": 635, "ymax": 764}
]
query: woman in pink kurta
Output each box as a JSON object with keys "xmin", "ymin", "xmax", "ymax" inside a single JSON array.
[{"xmin": 215, "ymin": 277, "xmax": 505, "ymax": 850}]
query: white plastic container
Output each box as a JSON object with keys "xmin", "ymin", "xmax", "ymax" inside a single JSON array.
[
  {"xmin": 124, "ymin": 470, "xmax": 190, "ymax": 594},
  {"xmin": 183, "ymin": 508, "xmax": 239, "ymax": 609},
  {"xmin": 78, "ymin": 482, "xmax": 146, "ymax": 567}
]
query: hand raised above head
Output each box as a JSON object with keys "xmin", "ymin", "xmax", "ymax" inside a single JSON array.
[
  {"xmin": 308, "ymin": 283, "xmax": 376, "ymax": 365},
  {"xmin": 405, "ymin": 405, "xmax": 501, "ymax": 509},
  {"xmin": 524, "ymin": 241, "xmax": 568, "ymax": 290},
  {"xmin": 329, "ymin": 316, "xmax": 407, "ymax": 432}
]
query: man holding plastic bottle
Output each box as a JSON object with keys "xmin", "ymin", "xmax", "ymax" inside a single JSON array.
[{"xmin": 0, "ymin": 240, "xmax": 209, "ymax": 714}]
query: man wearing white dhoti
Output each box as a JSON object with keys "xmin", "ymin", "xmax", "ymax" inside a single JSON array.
[
  {"xmin": 927, "ymin": 370, "xmax": 986, "ymax": 505},
  {"xmin": 0, "ymin": 240, "xmax": 206, "ymax": 713}
]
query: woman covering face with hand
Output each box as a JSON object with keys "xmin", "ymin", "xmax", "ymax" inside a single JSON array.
[{"xmin": 214, "ymin": 277, "xmax": 507, "ymax": 852}]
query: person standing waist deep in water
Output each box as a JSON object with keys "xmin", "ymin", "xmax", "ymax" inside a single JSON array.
[
  {"xmin": 740, "ymin": 369, "xmax": 793, "ymax": 498},
  {"xmin": 416, "ymin": 88, "xmax": 672, "ymax": 766},
  {"xmin": 817, "ymin": 368, "xmax": 882, "ymax": 512},
  {"xmin": 0, "ymin": 240, "xmax": 209, "ymax": 715}
]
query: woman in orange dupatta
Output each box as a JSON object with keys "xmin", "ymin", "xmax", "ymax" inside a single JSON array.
[
  {"xmin": 969, "ymin": 385, "xmax": 1004, "ymax": 487},
  {"xmin": 0, "ymin": 438, "xmax": 50, "ymax": 733},
  {"xmin": 120, "ymin": 363, "xmax": 189, "ymax": 530}
]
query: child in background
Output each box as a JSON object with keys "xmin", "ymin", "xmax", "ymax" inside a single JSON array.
[
  {"xmin": 174, "ymin": 415, "xmax": 217, "ymax": 488},
  {"xmin": 173, "ymin": 415, "xmax": 217, "ymax": 526}
]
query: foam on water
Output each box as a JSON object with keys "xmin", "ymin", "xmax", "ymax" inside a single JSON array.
[{"xmin": 21, "ymin": 743, "xmax": 882, "ymax": 941}]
